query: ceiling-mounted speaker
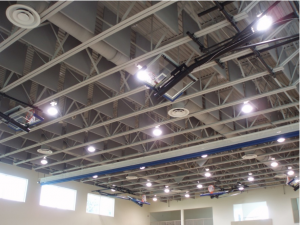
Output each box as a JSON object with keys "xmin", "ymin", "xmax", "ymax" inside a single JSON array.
[
  {"xmin": 6, "ymin": 2, "xmax": 48, "ymax": 29},
  {"xmin": 168, "ymin": 102, "xmax": 189, "ymax": 118}
]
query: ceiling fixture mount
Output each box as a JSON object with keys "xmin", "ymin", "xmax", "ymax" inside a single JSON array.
[{"xmin": 6, "ymin": 4, "xmax": 41, "ymax": 29}]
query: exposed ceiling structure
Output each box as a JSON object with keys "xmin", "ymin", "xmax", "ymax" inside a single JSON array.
[{"xmin": 0, "ymin": 1, "xmax": 298, "ymax": 202}]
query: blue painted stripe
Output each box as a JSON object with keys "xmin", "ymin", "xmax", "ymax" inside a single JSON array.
[{"xmin": 40, "ymin": 131, "xmax": 299, "ymax": 185}]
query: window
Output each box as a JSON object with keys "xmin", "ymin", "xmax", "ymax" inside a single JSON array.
[
  {"xmin": 233, "ymin": 202, "xmax": 269, "ymax": 221},
  {"xmin": 86, "ymin": 193, "xmax": 115, "ymax": 217},
  {"xmin": 40, "ymin": 185, "xmax": 77, "ymax": 210},
  {"xmin": 0, "ymin": 173, "xmax": 28, "ymax": 202}
]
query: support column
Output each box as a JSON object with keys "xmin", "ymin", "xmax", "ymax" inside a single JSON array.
[{"xmin": 181, "ymin": 209, "xmax": 184, "ymax": 225}]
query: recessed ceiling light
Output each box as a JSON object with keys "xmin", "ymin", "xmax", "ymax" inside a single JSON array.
[{"xmin": 277, "ymin": 137, "xmax": 285, "ymax": 143}]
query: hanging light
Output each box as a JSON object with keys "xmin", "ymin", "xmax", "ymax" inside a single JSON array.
[
  {"xmin": 256, "ymin": 15, "xmax": 273, "ymax": 31},
  {"xmin": 140, "ymin": 166, "xmax": 145, "ymax": 170},
  {"xmin": 205, "ymin": 168, "xmax": 210, "ymax": 171},
  {"xmin": 153, "ymin": 195, "xmax": 157, "ymax": 201},
  {"xmin": 146, "ymin": 181, "xmax": 152, "ymax": 187},
  {"xmin": 288, "ymin": 170, "xmax": 295, "ymax": 176},
  {"xmin": 136, "ymin": 66, "xmax": 150, "ymax": 82},
  {"xmin": 93, "ymin": 175, "xmax": 98, "ymax": 179},
  {"xmin": 87, "ymin": 146, "xmax": 96, "ymax": 152},
  {"xmin": 111, "ymin": 189, "xmax": 116, "ymax": 192},
  {"xmin": 248, "ymin": 173, "xmax": 253, "ymax": 176},
  {"xmin": 185, "ymin": 192, "xmax": 190, "ymax": 198},
  {"xmin": 205, "ymin": 172, "xmax": 211, "ymax": 177},
  {"xmin": 242, "ymin": 101, "xmax": 253, "ymax": 113},
  {"xmin": 164, "ymin": 186, "xmax": 170, "ymax": 193},
  {"xmin": 238, "ymin": 186, "xmax": 244, "ymax": 191},
  {"xmin": 277, "ymin": 137, "xmax": 285, "ymax": 143},
  {"xmin": 47, "ymin": 101, "xmax": 58, "ymax": 116},
  {"xmin": 201, "ymin": 154, "xmax": 208, "ymax": 158},
  {"xmin": 271, "ymin": 158, "xmax": 278, "ymax": 167},
  {"xmin": 248, "ymin": 176, "xmax": 254, "ymax": 181},
  {"xmin": 153, "ymin": 126, "xmax": 162, "ymax": 136},
  {"xmin": 197, "ymin": 184, "xmax": 203, "ymax": 189},
  {"xmin": 40, "ymin": 156, "xmax": 48, "ymax": 165},
  {"xmin": 288, "ymin": 166, "xmax": 292, "ymax": 170}
]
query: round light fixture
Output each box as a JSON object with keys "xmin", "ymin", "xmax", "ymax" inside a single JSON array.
[
  {"xmin": 47, "ymin": 101, "xmax": 58, "ymax": 116},
  {"xmin": 295, "ymin": 179, "xmax": 299, "ymax": 183},
  {"xmin": 87, "ymin": 146, "xmax": 96, "ymax": 152},
  {"xmin": 242, "ymin": 102, "xmax": 253, "ymax": 113},
  {"xmin": 201, "ymin": 154, "xmax": 208, "ymax": 158},
  {"xmin": 248, "ymin": 176, "xmax": 254, "ymax": 181},
  {"xmin": 153, "ymin": 196, "xmax": 157, "ymax": 201},
  {"xmin": 256, "ymin": 15, "xmax": 273, "ymax": 31},
  {"xmin": 288, "ymin": 166, "xmax": 292, "ymax": 170},
  {"xmin": 40, "ymin": 157, "xmax": 48, "ymax": 165},
  {"xmin": 93, "ymin": 175, "xmax": 98, "ymax": 179},
  {"xmin": 137, "ymin": 70, "xmax": 150, "ymax": 81},
  {"xmin": 205, "ymin": 172, "xmax": 211, "ymax": 177},
  {"xmin": 271, "ymin": 161, "xmax": 278, "ymax": 167},
  {"xmin": 146, "ymin": 182, "xmax": 152, "ymax": 187},
  {"xmin": 205, "ymin": 168, "xmax": 210, "ymax": 171},
  {"xmin": 111, "ymin": 189, "xmax": 116, "ymax": 192},
  {"xmin": 164, "ymin": 186, "xmax": 170, "ymax": 193},
  {"xmin": 277, "ymin": 137, "xmax": 285, "ymax": 143},
  {"xmin": 197, "ymin": 184, "xmax": 203, "ymax": 189},
  {"xmin": 185, "ymin": 193, "xmax": 190, "ymax": 198},
  {"xmin": 288, "ymin": 170, "xmax": 295, "ymax": 176},
  {"xmin": 140, "ymin": 166, "xmax": 145, "ymax": 170},
  {"xmin": 238, "ymin": 187, "xmax": 244, "ymax": 191},
  {"xmin": 248, "ymin": 173, "xmax": 253, "ymax": 176},
  {"xmin": 153, "ymin": 126, "xmax": 162, "ymax": 136}
]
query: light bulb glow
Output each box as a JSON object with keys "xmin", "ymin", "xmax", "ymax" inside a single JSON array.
[
  {"xmin": 288, "ymin": 170, "xmax": 295, "ymax": 176},
  {"xmin": 205, "ymin": 168, "xmax": 210, "ymax": 171},
  {"xmin": 47, "ymin": 107, "xmax": 58, "ymax": 116},
  {"xmin": 146, "ymin": 182, "xmax": 152, "ymax": 187},
  {"xmin": 41, "ymin": 157, "xmax": 48, "ymax": 165},
  {"xmin": 205, "ymin": 172, "xmax": 211, "ymax": 177},
  {"xmin": 271, "ymin": 161, "xmax": 278, "ymax": 167},
  {"xmin": 277, "ymin": 137, "xmax": 285, "ymax": 143},
  {"xmin": 197, "ymin": 184, "xmax": 203, "ymax": 188},
  {"xmin": 242, "ymin": 103, "xmax": 253, "ymax": 113},
  {"xmin": 185, "ymin": 193, "xmax": 190, "ymax": 198},
  {"xmin": 140, "ymin": 166, "xmax": 145, "ymax": 170},
  {"xmin": 257, "ymin": 15, "xmax": 273, "ymax": 31},
  {"xmin": 248, "ymin": 176, "xmax": 254, "ymax": 181},
  {"xmin": 111, "ymin": 189, "xmax": 116, "ymax": 192},
  {"xmin": 164, "ymin": 188, "xmax": 170, "ymax": 193},
  {"xmin": 153, "ymin": 197, "xmax": 157, "ymax": 201},
  {"xmin": 87, "ymin": 146, "xmax": 96, "ymax": 152},
  {"xmin": 153, "ymin": 127, "xmax": 162, "ymax": 136},
  {"xmin": 288, "ymin": 166, "xmax": 292, "ymax": 170},
  {"xmin": 137, "ymin": 70, "xmax": 149, "ymax": 81},
  {"xmin": 239, "ymin": 187, "xmax": 244, "ymax": 191},
  {"xmin": 249, "ymin": 173, "xmax": 253, "ymax": 175},
  {"xmin": 201, "ymin": 154, "xmax": 208, "ymax": 158},
  {"xmin": 93, "ymin": 175, "xmax": 98, "ymax": 179}
]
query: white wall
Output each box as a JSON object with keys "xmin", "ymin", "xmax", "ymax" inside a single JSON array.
[
  {"xmin": 150, "ymin": 210, "xmax": 181, "ymax": 222},
  {"xmin": 0, "ymin": 162, "xmax": 149, "ymax": 225},
  {"xmin": 149, "ymin": 185, "xmax": 299, "ymax": 225}
]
